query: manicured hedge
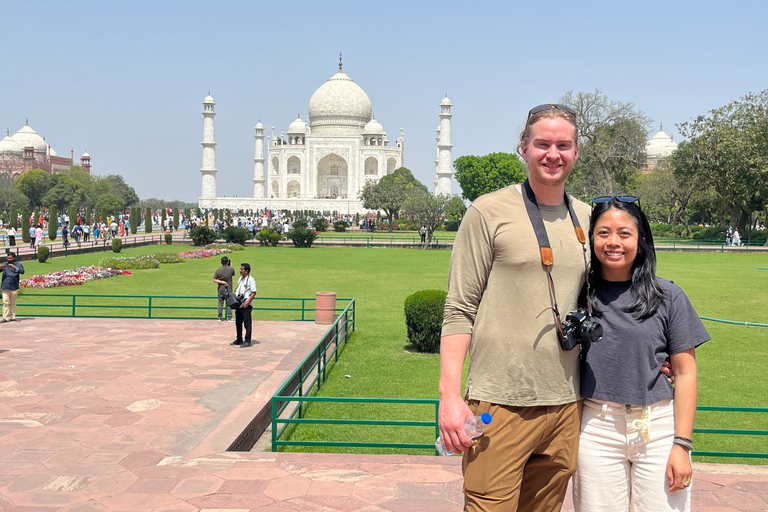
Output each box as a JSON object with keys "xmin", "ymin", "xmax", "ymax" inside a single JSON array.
[{"xmin": 403, "ymin": 289, "xmax": 447, "ymax": 354}]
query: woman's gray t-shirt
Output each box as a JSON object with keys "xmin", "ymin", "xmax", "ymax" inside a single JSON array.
[{"xmin": 580, "ymin": 278, "xmax": 710, "ymax": 405}]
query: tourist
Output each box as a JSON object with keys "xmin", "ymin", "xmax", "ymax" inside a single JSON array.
[
  {"xmin": 732, "ymin": 228, "xmax": 741, "ymax": 246},
  {"xmin": 420, "ymin": 225, "xmax": 426, "ymax": 244},
  {"xmin": 5, "ymin": 225, "xmax": 15, "ymax": 247},
  {"xmin": 1, "ymin": 252, "xmax": 24, "ymax": 323},
  {"xmin": 29, "ymin": 224, "xmax": 36, "ymax": 249},
  {"xmin": 573, "ymin": 196, "xmax": 708, "ymax": 511},
  {"xmin": 110, "ymin": 219, "xmax": 118, "ymax": 238},
  {"xmin": 213, "ymin": 256, "xmax": 235, "ymax": 323},
  {"xmin": 62, "ymin": 224, "xmax": 69, "ymax": 248},
  {"xmin": 34, "ymin": 225, "xmax": 43, "ymax": 248},
  {"xmin": 231, "ymin": 263, "xmax": 257, "ymax": 347},
  {"xmin": 83, "ymin": 223, "xmax": 90, "ymax": 242},
  {"xmin": 439, "ymin": 104, "xmax": 593, "ymax": 511}
]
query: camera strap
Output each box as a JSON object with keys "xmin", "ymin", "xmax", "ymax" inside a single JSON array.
[{"xmin": 520, "ymin": 179, "xmax": 591, "ymax": 334}]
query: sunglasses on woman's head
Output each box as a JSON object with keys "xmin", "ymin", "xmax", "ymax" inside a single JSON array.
[{"xmin": 592, "ymin": 195, "xmax": 641, "ymax": 205}]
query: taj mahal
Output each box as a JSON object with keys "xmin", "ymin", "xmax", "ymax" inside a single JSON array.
[{"xmin": 199, "ymin": 57, "xmax": 454, "ymax": 214}]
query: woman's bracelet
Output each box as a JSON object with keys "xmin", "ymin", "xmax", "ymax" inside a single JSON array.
[
  {"xmin": 674, "ymin": 435, "xmax": 693, "ymax": 444},
  {"xmin": 673, "ymin": 437, "xmax": 693, "ymax": 451}
]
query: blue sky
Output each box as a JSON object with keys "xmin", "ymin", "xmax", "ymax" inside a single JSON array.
[{"xmin": 2, "ymin": 0, "xmax": 766, "ymax": 201}]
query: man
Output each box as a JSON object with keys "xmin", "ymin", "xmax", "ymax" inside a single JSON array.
[
  {"xmin": 1, "ymin": 252, "xmax": 25, "ymax": 323},
  {"xmin": 29, "ymin": 224, "xmax": 36, "ymax": 249},
  {"xmin": 73, "ymin": 223, "xmax": 83, "ymax": 245},
  {"xmin": 231, "ymin": 263, "xmax": 257, "ymax": 347},
  {"xmin": 439, "ymin": 104, "xmax": 591, "ymax": 512},
  {"xmin": 213, "ymin": 256, "xmax": 235, "ymax": 322},
  {"xmin": 110, "ymin": 220, "xmax": 118, "ymax": 238},
  {"xmin": 6, "ymin": 225, "xmax": 15, "ymax": 247},
  {"xmin": 420, "ymin": 225, "xmax": 427, "ymax": 244}
]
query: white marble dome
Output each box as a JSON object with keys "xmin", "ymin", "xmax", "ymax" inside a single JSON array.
[
  {"xmin": 645, "ymin": 128, "xmax": 678, "ymax": 159},
  {"xmin": 0, "ymin": 130, "xmax": 18, "ymax": 152},
  {"xmin": 203, "ymin": 94, "xmax": 215, "ymax": 104},
  {"xmin": 441, "ymin": 96, "xmax": 452, "ymax": 106},
  {"xmin": 12, "ymin": 123, "xmax": 48, "ymax": 152},
  {"xmin": 308, "ymin": 70, "xmax": 372, "ymax": 134},
  {"xmin": 287, "ymin": 117, "xmax": 308, "ymax": 134},
  {"xmin": 363, "ymin": 118, "xmax": 385, "ymax": 135}
]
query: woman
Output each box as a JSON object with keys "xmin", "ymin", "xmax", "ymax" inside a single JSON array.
[{"xmin": 574, "ymin": 197, "xmax": 710, "ymax": 511}]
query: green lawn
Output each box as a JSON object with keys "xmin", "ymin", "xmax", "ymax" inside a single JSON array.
[{"xmin": 16, "ymin": 245, "xmax": 768, "ymax": 463}]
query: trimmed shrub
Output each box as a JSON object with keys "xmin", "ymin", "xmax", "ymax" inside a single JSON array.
[
  {"xmin": 173, "ymin": 208, "xmax": 179, "ymax": 229},
  {"xmin": 68, "ymin": 205, "xmax": 77, "ymax": 228},
  {"xmin": 37, "ymin": 246, "xmax": 50, "ymax": 263},
  {"xmin": 112, "ymin": 238, "xmax": 122, "ymax": 253},
  {"xmin": 9, "ymin": 204, "xmax": 17, "ymax": 229},
  {"xmin": 145, "ymin": 207, "xmax": 153, "ymax": 233},
  {"xmin": 161, "ymin": 209, "xmax": 167, "ymax": 230},
  {"xmin": 293, "ymin": 218, "xmax": 308, "ymax": 230},
  {"xmin": 48, "ymin": 205, "xmax": 58, "ymax": 241},
  {"xmin": 256, "ymin": 228, "xmax": 280, "ymax": 247},
  {"xmin": 221, "ymin": 226, "xmax": 252, "ymax": 245},
  {"xmin": 445, "ymin": 219, "xmax": 460, "ymax": 231},
  {"xmin": 290, "ymin": 227, "xmax": 317, "ymax": 248},
  {"xmin": 84, "ymin": 207, "xmax": 91, "ymax": 226},
  {"xmin": 403, "ymin": 290, "xmax": 447, "ymax": 353},
  {"xmin": 165, "ymin": 233, "xmax": 173, "ymax": 245},
  {"xmin": 189, "ymin": 226, "xmax": 217, "ymax": 246},
  {"xmin": 130, "ymin": 207, "xmax": 138, "ymax": 234},
  {"xmin": 21, "ymin": 207, "xmax": 31, "ymax": 243},
  {"xmin": 333, "ymin": 220, "xmax": 347, "ymax": 232},
  {"xmin": 312, "ymin": 218, "xmax": 328, "ymax": 232}
]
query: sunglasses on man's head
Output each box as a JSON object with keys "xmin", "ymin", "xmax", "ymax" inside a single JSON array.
[
  {"xmin": 592, "ymin": 195, "xmax": 641, "ymax": 204},
  {"xmin": 527, "ymin": 104, "xmax": 577, "ymax": 123}
]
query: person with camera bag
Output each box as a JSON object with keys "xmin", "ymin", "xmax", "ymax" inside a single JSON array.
[
  {"xmin": 439, "ymin": 104, "xmax": 593, "ymax": 511},
  {"xmin": 572, "ymin": 197, "xmax": 708, "ymax": 512},
  {"xmin": 231, "ymin": 262, "xmax": 257, "ymax": 347}
]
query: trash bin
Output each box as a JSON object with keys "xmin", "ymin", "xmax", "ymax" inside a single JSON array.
[{"xmin": 315, "ymin": 291, "xmax": 336, "ymax": 325}]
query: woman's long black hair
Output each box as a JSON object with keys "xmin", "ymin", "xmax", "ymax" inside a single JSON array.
[{"xmin": 588, "ymin": 199, "xmax": 665, "ymax": 319}]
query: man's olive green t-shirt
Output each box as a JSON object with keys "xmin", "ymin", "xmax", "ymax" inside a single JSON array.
[{"xmin": 442, "ymin": 185, "xmax": 592, "ymax": 407}]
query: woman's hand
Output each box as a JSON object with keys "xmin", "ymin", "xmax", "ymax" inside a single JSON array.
[{"xmin": 666, "ymin": 444, "xmax": 692, "ymax": 491}]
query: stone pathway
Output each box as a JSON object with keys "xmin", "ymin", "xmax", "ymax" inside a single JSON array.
[{"xmin": 0, "ymin": 318, "xmax": 765, "ymax": 511}]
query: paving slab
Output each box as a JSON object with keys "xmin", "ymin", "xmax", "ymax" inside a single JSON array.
[{"xmin": 1, "ymin": 317, "xmax": 766, "ymax": 511}]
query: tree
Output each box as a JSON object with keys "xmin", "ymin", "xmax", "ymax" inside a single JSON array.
[
  {"xmin": 48, "ymin": 204, "xmax": 58, "ymax": 241},
  {"xmin": 96, "ymin": 194, "xmax": 123, "ymax": 222},
  {"xmin": 173, "ymin": 208, "xmax": 179, "ymax": 229},
  {"xmin": 0, "ymin": 187, "xmax": 28, "ymax": 215},
  {"xmin": 21, "ymin": 206, "xmax": 30, "ymax": 243},
  {"xmin": 131, "ymin": 207, "xmax": 138, "ymax": 234},
  {"xmin": 68, "ymin": 205, "xmax": 77, "ymax": 227},
  {"xmin": 0, "ymin": 151, "xmax": 24, "ymax": 188},
  {"xmin": 42, "ymin": 167, "xmax": 91, "ymax": 210},
  {"xmin": 560, "ymin": 89, "xmax": 652, "ymax": 198},
  {"xmin": 145, "ymin": 207, "xmax": 153, "ymax": 233},
  {"xmin": 13, "ymin": 169, "xmax": 51, "ymax": 208},
  {"xmin": 9, "ymin": 204, "xmax": 17, "ymax": 229},
  {"xmin": 453, "ymin": 153, "xmax": 527, "ymax": 201},
  {"xmin": 445, "ymin": 195, "xmax": 467, "ymax": 221},
  {"xmin": 161, "ymin": 209, "xmax": 168, "ymax": 231},
  {"xmin": 359, "ymin": 167, "xmax": 428, "ymax": 231},
  {"xmin": 401, "ymin": 190, "xmax": 452, "ymax": 248},
  {"xmin": 677, "ymin": 89, "xmax": 768, "ymax": 239}
]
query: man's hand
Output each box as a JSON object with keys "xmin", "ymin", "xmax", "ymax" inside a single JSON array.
[{"xmin": 438, "ymin": 395, "xmax": 475, "ymax": 454}]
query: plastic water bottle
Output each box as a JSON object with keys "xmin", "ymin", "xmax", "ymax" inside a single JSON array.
[{"xmin": 435, "ymin": 412, "xmax": 492, "ymax": 456}]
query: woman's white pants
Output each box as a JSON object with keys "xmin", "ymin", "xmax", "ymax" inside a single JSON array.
[{"xmin": 573, "ymin": 398, "xmax": 691, "ymax": 512}]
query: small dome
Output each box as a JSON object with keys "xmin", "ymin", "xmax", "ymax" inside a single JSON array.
[
  {"xmin": 12, "ymin": 123, "xmax": 48, "ymax": 152},
  {"xmin": 0, "ymin": 131, "xmax": 18, "ymax": 152},
  {"xmin": 81, "ymin": 151, "xmax": 90, "ymax": 158},
  {"xmin": 287, "ymin": 117, "xmax": 308, "ymax": 134},
  {"xmin": 203, "ymin": 94, "xmax": 215, "ymax": 104},
  {"xmin": 308, "ymin": 70, "xmax": 372, "ymax": 133},
  {"xmin": 645, "ymin": 128, "xmax": 678, "ymax": 159},
  {"xmin": 255, "ymin": 121, "xmax": 264, "ymax": 130},
  {"xmin": 363, "ymin": 118, "xmax": 385, "ymax": 135},
  {"xmin": 441, "ymin": 96, "xmax": 452, "ymax": 106},
  {"xmin": 49, "ymin": 147, "xmax": 58, "ymax": 156}
]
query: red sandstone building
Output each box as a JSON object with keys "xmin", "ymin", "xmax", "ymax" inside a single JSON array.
[{"xmin": 0, "ymin": 119, "xmax": 91, "ymax": 181}]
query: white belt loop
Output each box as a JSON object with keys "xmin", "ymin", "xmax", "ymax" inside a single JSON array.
[{"xmin": 601, "ymin": 402, "xmax": 608, "ymax": 417}]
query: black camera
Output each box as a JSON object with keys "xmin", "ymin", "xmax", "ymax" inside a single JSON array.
[{"xmin": 558, "ymin": 308, "xmax": 603, "ymax": 351}]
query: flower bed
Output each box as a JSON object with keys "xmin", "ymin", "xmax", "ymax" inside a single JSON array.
[
  {"xmin": 178, "ymin": 247, "xmax": 232, "ymax": 259},
  {"xmin": 98, "ymin": 254, "xmax": 160, "ymax": 270},
  {"xmin": 21, "ymin": 266, "xmax": 132, "ymax": 289}
]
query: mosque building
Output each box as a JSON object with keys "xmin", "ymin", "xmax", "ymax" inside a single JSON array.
[
  {"xmin": 0, "ymin": 119, "xmax": 91, "ymax": 180},
  {"xmin": 642, "ymin": 123, "xmax": 678, "ymax": 171},
  {"xmin": 199, "ymin": 57, "xmax": 453, "ymax": 214}
]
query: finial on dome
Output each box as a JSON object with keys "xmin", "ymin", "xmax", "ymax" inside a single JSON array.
[
  {"xmin": 6, "ymin": 129, "xmax": 9, "ymax": 136},
  {"xmin": 25, "ymin": 117, "xmax": 29, "ymax": 125},
  {"xmin": 660, "ymin": 122, "xmax": 663, "ymax": 131},
  {"xmin": 339, "ymin": 52, "xmax": 343, "ymax": 71}
]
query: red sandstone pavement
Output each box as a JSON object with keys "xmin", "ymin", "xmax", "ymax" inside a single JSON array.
[{"xmin": 0, "ymin": 318, "xmax": 766, "ymax": 511}]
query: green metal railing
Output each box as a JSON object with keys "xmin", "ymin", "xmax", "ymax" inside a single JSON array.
[
  {"xmin": 693, "ymin": 406, "xmax": 768, "ymax": 459},
  {"xmin": 655, "ymin": 238, "xmax": 768, "ymax": 252},
  {"xmin": 16, "ymin": 293, "xmax": 355, "ymax": 322},
  {"xmin": 272, "ymin": 397, "xmax": 439, "ymax": 452},
  {"xmin": 271, "ymin": 400, "xmax": 768, "ymax": 458}
]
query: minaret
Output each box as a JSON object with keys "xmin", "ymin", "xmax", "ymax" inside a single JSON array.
[
  {"xmin": 253, "ymin": 121, "xmax": 266, "ymax": 197},
  {"xmin": 434, "ymin": 95, "xmax": 454, "ymax": 196},
  {"xmin": 200, "ymin": 93, "xmax": 217, "ymax": 198},
  {"xmin": 434, "ymin": 126, "xmax": 440, "ymax": 189}
]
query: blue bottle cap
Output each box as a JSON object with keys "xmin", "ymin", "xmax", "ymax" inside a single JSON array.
[{"xmin": 480, "ymin": 412, "xmax": 492, "ymax": 424}]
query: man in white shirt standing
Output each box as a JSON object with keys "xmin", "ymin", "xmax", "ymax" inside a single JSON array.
[{"xmin": 232, "ymin": 263, "xmax": 257, "ymax": 347}]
